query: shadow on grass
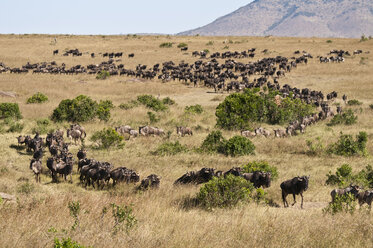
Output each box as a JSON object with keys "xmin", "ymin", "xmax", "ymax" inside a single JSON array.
[{"xmin": 174, "ymin": 195, "xmax": 200, "ymax": 211}]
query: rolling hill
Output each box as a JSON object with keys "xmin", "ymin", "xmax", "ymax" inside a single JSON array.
[{"xmin": 179, "ymin": 0, "xmax": 373, "ymax": 38}]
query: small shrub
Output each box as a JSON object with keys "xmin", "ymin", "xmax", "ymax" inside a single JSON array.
[
  {"xmin": 96, "ymin": 100, "xmax": 114, "ymax": 122},
  {"xmin": 200, "ymin": 130, "xmax": 226, "ymax": 154},
  {"xmin": 328, "ymin": 109, "xmax": 357, "ymax": 126},
  {"xmin": 153, "ymin": 141, "xmax": 188, "ymax": 156},
  {"xmin": 90, "ymin": 128, "xmax": 125, "ymax": 149},
  {"xmin": 197, "ymin": 175, "xmax": 254, "ymax": 209},
  {"xmin": 206, "ymin": 41, "xmax": 214, "ymax": 46},
  {"xmin": 323, "ymin": 193, "xmax": 356, "ymax": 215},
  {"xmin": 147, "ymin": 111, "xmax": 159, "ymax": 124},
  {"xmin": 0, "ymin": 103, "xmax": 22, "ymax": 120},
  {"xmin": 203, "ymin": 49, "xmax": 210, "ymax": 54},
  {"xmin": 369, "ymin": 104, "xmax": 373, "ymax": 110},
  {"xmin": 326, "ymin": 40, "xmax": 333, "ymax": 43},
  {"xmin": 223, "ymin": 45, "xmax": 229, "ymax": 49},
  {"xmin": 68, "ymin": 201, "xmax": 80, "ymax": 230},
  {"xmin": 360, "ymin": 34, "xmax": 369, "ymax": 42},
  {"xmin": 347, "ymin": 99, "xmax": 362, "ymax": 106},
  {"xmin": 223, "ymin": 136, "xmax": 255, "ymax": 157},
  {"xmin": 326, "ymin": 164, "xmax": 353, "ymax": 186},
  {"xmin": 137, "ymin": 95, "xmax": 167, "ymax": 112},
  {"xmin": 119, "ymin": 100, "xmax": 139, "ymax": 110},
  {"xmin": 26, "ymin": 92, "xmax": 48, "ymax": 104},
  {"xmin": 96, "ymin": 70, "xmax": 110, "ymax": 80},
  {"xmin": 242, "ymin": 161, "xmax": 278, "ymax": 180},
  {"xmin": 7, "ymin": 121, "xmax": 24, "ymax": 133},
  {"xmin": 306, "ymin": 137, "xmax": 324, "ymax": 156},
  {"xmin": 177, "ymin": 43, "xmax": 188, "ymax": 48},
  {"xmin": 185, "ymin": 104, "xmax": 203, "ymax": 114},
  {"xmin": 327, "ymin": 132, "xmax": 368, "ymax": 157},
  {"xmin": 159, "ymin": 42, "xmax": 173, "ymax": 48},
  {"xmin": 32, "ymin": 118, "xmax": 51, "ymax": 134},
  {"xmin": 17, "ymin": 182, "xmax": 34, "ymax": 195},
  {"xmin": 162, "ymin": 97, "xmax": 175, "ymax": 105},
  {"xmin": 111, "ymin": 203, "xmax": 137, "ymax": 234},
  {"xmin": 54, "ymin": 237, "xmax": 88, "ymax": 248}
]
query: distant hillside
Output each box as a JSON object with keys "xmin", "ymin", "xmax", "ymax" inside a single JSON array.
[{"xmin": 179, "ymin": 0, "xmax": 373, "ymax": 38}]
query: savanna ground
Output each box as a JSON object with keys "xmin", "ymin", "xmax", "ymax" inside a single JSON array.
[{"xmin": 0, "ymin": 34, "xmax": 373, "ymax": 247}]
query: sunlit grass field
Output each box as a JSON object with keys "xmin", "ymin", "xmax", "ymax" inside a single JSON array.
[{"xmin": 0, "ymin": 34, "xmax": 372, "ymax": 247}]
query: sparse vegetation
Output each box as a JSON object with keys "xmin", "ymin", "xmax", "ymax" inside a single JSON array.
[
  {"xmin": 152, "ymin": 141, "xmax": 188, "ymax": 156},
  {"xmin": 360, "ymin": 34, "xmax": 369, "ymax": 42},
  {"xmin": 119, "ymin": 100, "xmax": 139, "ymax": 110},
  {"xmin": 26, "ymin": 92, "xmax": 48, "ymax": 104},
  {"xmin": 327, "ymin": 132, "xmax": 368, "ymax": 157},
  {"xmin": 159, "ymin": 42, "xmax": 173, "ymax": 48},
  {"xmin": 137, "ymin": 95, "xmax": 167, "ymax": 112},
  {"xmin": 323, "ymin": 193, "xmax": 356, "ymax": 215},
  {"xmin": 347, "ymin": 99, "xmax": 363, "ymax": 106},
  {"xmin": 216, "ymin": 89, "xmax": 314, "ymax": 130},
  {"xmin": 90, "ymin": 128, "xmax": 125, "ymax": 149},
  {"xmin": 54, "ymin": 237, "xmax": 88, "ymax": 248},
  {"xmin": 0, "ymin": 103, "xmax": 22, "ymax": 120},
  {"xmin": 32, "ymin": 118, "xmax": 52, "ymax": 134},
  {"xmin": 185, "ymin": 104, "xmax": 203, "ymax": 114},
  {"xmin": 197, "ymin": 174, "xmax": 254, "ymax": 210},
  {"xmin": 206, "ymin": 41, "xmax": 214, "ymax": 46},
  {"xmin": 147, "ymin": 111, "xmax": 159, "ymax": 124},
  {"xmin": 96, "ymin": 70, "xmax": 110, "ymax": 80},
  {"xmin": 328, "ymin": 109, "xmax": 357, "ymax": 126},
  {"xmin": 177, "ymin": 43, "xmax": 188, "ymax": 48},
  {"xmin": 326, "ymin": 40, "xmax": 333, "ymax": 43},
  {"xmin": 326, "ymin": 164, "xmax": 373, "ymax": 188},
  {"xmin": 111, "ymin": 203, "xmax": 137, "ymax": 234},
  {"xmin": 306, "ymin": 137, "xmax": 325, "ymax": 156}
]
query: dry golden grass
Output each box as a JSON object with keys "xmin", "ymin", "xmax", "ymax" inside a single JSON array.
[{"xmin": 0, "ymin": 34, "xmax": 373, "ymax": 247}]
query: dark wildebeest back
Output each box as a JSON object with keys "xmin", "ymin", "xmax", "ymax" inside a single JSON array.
[{"xmin": 280, "ymin": 176, "xmax": 310, "ymax": 208}]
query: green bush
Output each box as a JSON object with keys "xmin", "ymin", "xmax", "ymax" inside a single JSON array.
[
  {"xmin": 119, "ymin": 100, "xmax": 139, "ymax": 110},
  {"xmin": 137, "ymin": 95, "xmax": 167, "ymax": 112},
  {"xmin": 111, "ymin": 203, "xmax": 137, "ymax": 234},
  {"xmin": 185, "ymin": 104, "xmax": 203, "ymax": 114},
  {"xmin": 326, "ymin": 164, "xmax": 353, "ymax": 186},
  {"xmin": 68, "ymin": 201, "xmax": 81, "ymax": 230},
  {"xmin": 242, "ymin": 161, "xmax": 278, "ymax": 180},
  {"xmin": 206, "ymin": 41, "xmax": 214, "ymax": 46},
  {"xmin": 347, "ymin": 99, "xmax": 362, "ymax": 106},
  {"xmin": 32, "ymin": 118, "xmax": 52, "ymax": 134},
  {"xmin": 360, "ymin": 34, "xmax": 369, "ymax": 42},
  {"xmin": 96, "ymin": 100, "xmax": 114, "ymax": 122},
  {"xmin": 26, "ymin": 92, "xmax": 48, "ymax": 104},
  {"xmin": 200, "ymin": 130, "xmax": 226, "ymax": 154},
  {"xmin": 54, "ymin": 237, "xmax": 88, "ymax": 248},
  {"xmin": 328, "ymin": 109, "xmax": 357, "ymax": 126},
  {"xmin": 51, "ymin": 95, "xmax": 112, "ymax": 122},
  {"xmin": 323, "ymin": 193, "xmax": 356, "ymax": 215},
  {"xmin": 197, "ymin": 175, "xmax": 254, "ymax": 209},
  {"xmin": 159, "ymin": 42, "xmax": 173, "ymax": 48},
  {"xmin": 96, "ymin": 70, "xmax": 110, "ymax": 80},
  {"xmin": 356, "ymin": 165, "xmax": 373, "ymax": 188},
  {"xmin": 327, "ymin": 132, "xmax": 368, "ymax": 157},
  {"xmin": 177, "ymin": 43, "xmax": 188, "ymax": 48},
  {"xmin": 147, "ymin": 111, "xmax": 159, "ymax": 124},
  {"xmin": 223, "ymin": 136, "xmax": 255, "ymax": 157},
  {"xmin": 203, "ymin": 49, "xmax": 210, "ymax": 54},
  {"xmin": 369, "ymin": 104, "xmax": 373, "ymax": 110},
  {"xmin": 326, "ymin": 40, "xmax": 333, "ymax": 43},
  {"xmin": 7, "ymin": 121, "xmax": 24, "ymax": 133},
  {"xmin": 0, "ymin": 103, "xmax": 22, "ymax": 120},
  {"xmin": 17, "ymin": 182, "xmax": 34, "ymax": 195},
  {"xmin": 152, "ymin": 141, "xmax": 188, "ymax": 156},
  {"xmin": 162, "ymin": 97, "xmax": 175, "ymax": 105},
  {"xmin": 216, "ymin": 89, "xmax": 315, "ymax": 130},
  {"xmin": 306, "ymin": 137, "xmax": 324, "ymax": 156},
  {"xmin": 90, "ymin": 128, "xmax": 125, "ymax": 149}
]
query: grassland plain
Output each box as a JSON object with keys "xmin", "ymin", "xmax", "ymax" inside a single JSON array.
[{"xmin": 0, "ymin": 34, "xmax": 373, "ymax": 247}]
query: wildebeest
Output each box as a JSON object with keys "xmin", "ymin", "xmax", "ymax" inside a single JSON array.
[
  {"xmin": 140, "ymin": 174, "xmax": 161, "ymax": 190},
  {"xmin": 174, "ymin": 168, "xmax": 217, "ymax": 185},
  {"xmin": 109, "ymin": 167, "xmax": 139, "ymax": 186},
  {"xmin": 176, "ymin": 126, "xmax": 193, "ymax": 136},
  {"xmin": 242, "ymin": 171, "xmax": 271, "ymax": 188},
  {"xmin": 330, "ymin": 185, "xmax": 360, "ymax": 203},
  {"xmin": 128, "ymin": 53, "xmax": 135, "ymax": 58},
  {"xmin": 241, "ymin": 130, "xmax": 256, "ymax": 138},
  {"xmin": 139, "ymin": 126, "xmax": 164, "ymax": 136},
  {"xmin": 67, "ymin": 129, "xmax": 83, "ymax": 145},
  {"xmin": 77, "ymin": 148, "xmax": 87, "ymax": 160},
  {"xmin": 274, "ymin": 129, "xmax": 287, "ymax": 138},
  {"xmin": 224, "ymin": 167, "xmax": 243, "ymax": 177},
  {"xmin": 30, "ymin": 159, "xmax": 42, "ymax": 183},
  {"xmin": 357, "ymin": 190, "xmax": 373, "ymax": 209},
  {"xmin": 280, "ymin": 176, "xmax": 310, "ymax": 208},
  {"xmin": 53, "ymin": 50, "xmax": 58, "ymax": 55}
]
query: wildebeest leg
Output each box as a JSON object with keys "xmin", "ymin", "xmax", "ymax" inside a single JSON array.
[
  {"xmin": 70, "ymin": 174, "xmax": 73, "ymax": 183},
  {"xmin": 282, "ymin": 190, "xmax": 288, "ymax": 207},
  {"xmin": 292, "ymin": 194, "xmax": 297, "ymax": 206},
  {"xmin": 300, "ymin": 193, "xmax": 304, "ymax": 209}
]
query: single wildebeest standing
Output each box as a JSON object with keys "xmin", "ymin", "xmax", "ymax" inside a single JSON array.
[
  {"xmin": 241, "ymin": 130, "xmax": 256, "ymax": 138},
  {"xmin": 176, "ymin": 126, "xmax": 193, "ymax": 136},
  {"xmin": 281, "ymin": 176, "xmax": 310, "ymax": 209},
  {"xmin": 30, "ymin": 158, "xmax": 42, "ymax": 183},
  {"xmin": 330, "ymin": 185, "xmax": 360, "ymax": 203},
  {"xmin": 77, "ymin": 148, "xmax": 87, "ymax": 160}
]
